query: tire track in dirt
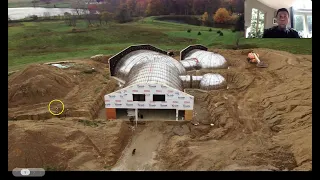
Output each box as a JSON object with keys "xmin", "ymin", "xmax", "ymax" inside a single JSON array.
[{"xmin": 111, "ymin": 122, "xmax": 164, "ymax": 171}]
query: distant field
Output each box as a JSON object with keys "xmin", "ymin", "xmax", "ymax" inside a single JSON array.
[
  {"xmin": 8, "ymin": 16, "xmax": 312, "ymax": 71},
  {"xmin": 8, "ymin": 0, "xmax": 72, "ymax": 8}
]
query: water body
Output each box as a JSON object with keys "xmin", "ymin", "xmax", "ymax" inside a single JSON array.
[{"xmin": 8, "ymin": 7, "xmax": 88, "ymax": 20}]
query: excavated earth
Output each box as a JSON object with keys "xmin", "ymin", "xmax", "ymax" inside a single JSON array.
[
  {"xmin": 8, "ymin": 60, "xmax": 117, "ymax": 120},
  {"xmin": 155, "ymin": 48, "xmax": 312, "ymax": 171},
  {"xmin": 8, "ymin": 49, "xmax": 312, "ymax": 171}
]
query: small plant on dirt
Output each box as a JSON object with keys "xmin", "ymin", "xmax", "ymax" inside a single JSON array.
[
  {"xmin": 209, "ymin": 28, "xmax": 212, "ymax": 32},
  {"xmin": 187, "ymin": 29, "xmax": 191, "ymax": 33},
  {"xmin": 78, "ymin": 119, "xmax": 99, "ymax": 127},
  {"xmin": 104, "ymin": 165, "xmax": 112, "ymax": 170},
  {"xmin": 95, "ymin": 86, "xmax": 103, "ymax": 93},
  {"xmin": 44, "ymin": 165, "xmax": 59, "ymax": 171},
  {"xmin": 8, "ymin": 71, "xmax": 18, "ymax": 76},
  {"xmin": 198, "ymin": 31, "xmax": 201, "ymax": 35},
  {"xmin": 219, "ymin": 32, "xmax": 224, "ymax": 36}
]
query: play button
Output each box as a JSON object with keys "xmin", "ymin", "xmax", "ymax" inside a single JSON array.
[{"xmin": 20, "ymin": 169, "xmax": 30, "ymax": 176}]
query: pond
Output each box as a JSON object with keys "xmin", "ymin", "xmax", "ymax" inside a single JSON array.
[{"xmin": 8, "ymin": 7, "xmax": 88, "ymax": 20}]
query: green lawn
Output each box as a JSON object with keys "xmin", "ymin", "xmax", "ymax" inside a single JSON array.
[{"xmin": 8, "ymin": 16, "xmax": 312, "ymax": 71}]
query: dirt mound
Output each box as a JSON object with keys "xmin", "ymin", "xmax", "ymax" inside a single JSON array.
[
  {"xmin": 90, "ymin": 54, "xmax": 110, "ymax": 64},
  {"xmin": 155, "ymin": 49, "xmax": 312, "ymax": 171},
  {"xmin": 8, "ymin": 64, "xmax": 77, "ymax": 108},
  {"xmin": 8, "ymin": 60, "xmax": 117, "ymax": 121},
  {"xmin": 8, "ymin": 119, "xmax": 131, "ymax": 171}
]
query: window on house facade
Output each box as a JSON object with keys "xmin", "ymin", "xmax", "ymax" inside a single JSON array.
[
  {"xmin": 247, "ymin": 8, "xmax": 265, "ymax": 38},
  {"xmin": 133, "ymin": 94, "xmax": 145, "ymax": 101},
  {"xmin": 292, "ymin": 0, "xmax": 312, "ymax": 38},
  {"xmin": 153, "ymin": 94, "xmax": 165, "ymax": 101}
]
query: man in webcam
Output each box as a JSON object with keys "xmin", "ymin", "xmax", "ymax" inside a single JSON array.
[{"xmin": 263, "ymin": 8, "xmax": 301, "ymax": 38}]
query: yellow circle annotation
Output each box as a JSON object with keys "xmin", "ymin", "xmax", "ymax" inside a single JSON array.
[{"xmin": 48, "ymin": 99, "xmax": 65, "ymax": 116}]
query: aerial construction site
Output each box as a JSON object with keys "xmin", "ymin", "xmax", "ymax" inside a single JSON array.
[{"xmin": 8, "ymin": 44, "xmax": 311, "ymax": 171}]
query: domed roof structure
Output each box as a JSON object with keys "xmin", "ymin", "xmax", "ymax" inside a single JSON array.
[
  {"xmin": 199, "ymin": 73, "xmax": 227, "ymax": 90},
  {"xmin": 184, "ymin": 49, "xmax": 228, "ymax": 69}
]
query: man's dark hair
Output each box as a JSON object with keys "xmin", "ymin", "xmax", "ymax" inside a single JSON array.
[{"xmin": 276, "ymin": 8, "xmax": 289, "ymax": 16}]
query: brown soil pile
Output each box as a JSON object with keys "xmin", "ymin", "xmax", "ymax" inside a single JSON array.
[
  {"xmin": 155, "ymin": 49, "xmax": 312, "ymax": 171},
  {"xmin": 8, "ymin": 64, "xmax": 77, "ymax": 108},
  {"xmin": 8, "ymin": 60, "xmax": 117, "ymax": 120},
  {"xmin": 8, "ymin": 119, "xmax": 131, "ymax": 171}
]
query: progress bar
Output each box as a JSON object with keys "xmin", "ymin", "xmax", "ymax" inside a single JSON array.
[{"xmin": 12, "ymin": 168, "xmax": 45, "ymax": 177}]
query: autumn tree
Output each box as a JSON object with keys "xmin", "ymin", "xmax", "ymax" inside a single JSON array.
[
  {"xmin": 201, "ymin": 12, "xmax": 209, "ymax": 23},
  {"xmin": 145, "ymin": 0, "xmax": 153, "ymax": 16},
  {"xmin": 207, "ymin": 0, "xmax": 222, "ymax": 21},
  {"xmin": 126, "ymin": 0, "xmax": 136, "ymax": 16},
  {"xmin": 115, "ymin": 4, "xmax": 132, "ymax": 23},
  {"xmin": 145, "ymin": 0, "xmax": 164, "ymax": 16},
  {"xmin": 100, "ymin": 11, "xmax": 113, "ymax": 24},
  {"xmin": 213, "ymin": 8, "xmax": 231, "ymax": 23},
  {"xmin": 136, "ymin": 0, "xmax": 148, "ymax": 16}
]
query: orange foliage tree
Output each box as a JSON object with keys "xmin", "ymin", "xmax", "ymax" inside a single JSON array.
[
  {"xmin": 213, "ymin": 8, "xmax": 231, "ymax": 24},
  {"xmin": 201, "ymin": 12, "xmax": 209, "ymax": 23}
]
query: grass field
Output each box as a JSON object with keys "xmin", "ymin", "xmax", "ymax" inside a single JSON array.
[{"xmin": 8, "ymin": 16, "xmax": 312, "ymax": 71}]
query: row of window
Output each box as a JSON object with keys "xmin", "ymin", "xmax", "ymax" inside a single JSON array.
[{"xmin": 133, "ymin": 94, "xmax": 165, "ymax": 102}]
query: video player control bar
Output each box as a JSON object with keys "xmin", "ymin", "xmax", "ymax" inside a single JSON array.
[{"xmin": 12, "ymin": 168, "xmax": 45, "ymax": 177}]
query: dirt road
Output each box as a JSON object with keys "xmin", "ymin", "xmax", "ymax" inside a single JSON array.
[{"xmin": 111, "ymin": 122, "xmax": 164, "ymax": 171}]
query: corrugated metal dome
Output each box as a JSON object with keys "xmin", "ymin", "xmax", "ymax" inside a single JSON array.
[
  {"xmin": 125, "ymin": 57, "xmax": 184, "ymax": 91},
  {"xmin": 199, "ymin": 73, "xmax": 227, "ymax": 90},
  {"xmin": 114, "ymin": 50, "xmax": 186, "ymax": 81},
  {"xmin": 180, "ymin": 58, "xmax": 201, "ymax": 71},
  {"xmin": 184, "ymin": 50, "xmax": 228, "ymax": 69}
]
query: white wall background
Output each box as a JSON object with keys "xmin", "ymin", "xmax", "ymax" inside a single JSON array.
[
  {"xmin": 105, "ymin": 83, "xmax": 194, "ymax": 110},
  {"xmin": 257, "ymin": 0, "xmax": 297, "ymax": 9}
]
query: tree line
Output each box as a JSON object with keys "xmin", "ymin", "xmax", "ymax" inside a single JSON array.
[
  {"xmin": 71, "ymin": 0, "xmax": 244, "ymax": 24},
  {"xmin": 80, "ymin": 0, "xmax": 244, "ymax": 16},
  {"xmin": 12, "ymin": 0, "xmax": 244, "ymax": 27}
]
